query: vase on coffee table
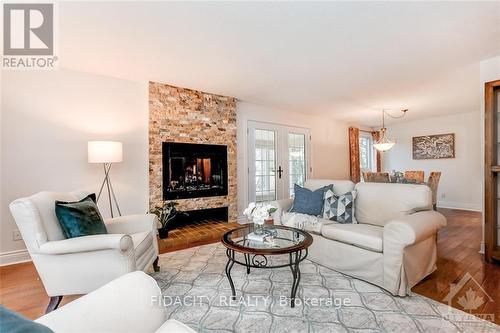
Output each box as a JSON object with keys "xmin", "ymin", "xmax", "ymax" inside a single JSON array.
[{"xmin": 253, "ymin": 218, "xmax": 265, "ymax": 235}]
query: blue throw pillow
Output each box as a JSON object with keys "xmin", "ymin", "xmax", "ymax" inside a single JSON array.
[
  {"xmin": 55, "ymin": 193, "xmax": 108, "ymax": 238},
  {"xmin": 291, "ymin": 184, "xmax": 333, "ymax": 216},
  {"xmin": 0, "ymin": 305, "xmax": 54, "ymax": 333}
]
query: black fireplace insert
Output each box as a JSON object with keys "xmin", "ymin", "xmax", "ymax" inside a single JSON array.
[{"xmin": 162, "ymin": 142, "xmax": 228, "ymax": 200}]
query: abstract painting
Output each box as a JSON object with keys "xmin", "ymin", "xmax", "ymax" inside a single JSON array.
[{"xmin": 412, "ymin": 133, "xmax": 455, "ymax": 159}]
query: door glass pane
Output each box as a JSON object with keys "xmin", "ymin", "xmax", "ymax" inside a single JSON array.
[
  {"xmin": 255, "ymin": 129, "xmax": 276, "ymax": 202},
  {"xmin": 289, "ymin": 133, "xmax": 306, "ymax": 196}
]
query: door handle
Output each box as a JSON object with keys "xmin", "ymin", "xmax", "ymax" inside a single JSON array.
[{"xmin": 277, "ymin": 166, "xmax": 283, "ymax": 179}]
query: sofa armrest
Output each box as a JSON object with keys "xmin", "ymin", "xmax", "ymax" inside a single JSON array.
[
  {"xmin": 36, "ymin": 271, "xmax": 166, "ymax": 333},
  {"xmin": 383, "ymin": 210, "xmax": 446, "ymax": 246},
  {"xmin": 155, "ymin": 319, "xmax": 196, "ymax": 333},
  {"xmin": 382, "ymin": 210, "xmax": 446, "ymax": 296},
  {"xmin": 37, "ymin": 234, "xmax": 133, "ymax": 255},
  {"xmin": 105, "ymin": 214, "xmax": 159, "ymax": 235},
  {"xmin": 270, "ymin": 199, "xmax": 293, "ymax": 225}
]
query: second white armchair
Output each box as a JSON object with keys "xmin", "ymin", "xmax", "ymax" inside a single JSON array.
[{"xmin": 9, "ymin": 191, "xmax": 159, "ymax": 313}]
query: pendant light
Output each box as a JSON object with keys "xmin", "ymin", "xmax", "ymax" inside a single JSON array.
[{"xmin": 373, "ymin": 109, "xmax": 408, "ymax": 152}]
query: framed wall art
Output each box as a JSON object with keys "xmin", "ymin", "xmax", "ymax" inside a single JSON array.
[{"xmin": 412, "ymin": 133, "xmax": 455, "ymax": 159}]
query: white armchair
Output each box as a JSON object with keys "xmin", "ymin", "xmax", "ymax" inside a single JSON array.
[
  {"xmin": 36, "ymin": 271, "xmax": 195, "ymax": 333},
  {"xmin": 9, "ymin": 191, "xmax": 159, "ymax": 313}
]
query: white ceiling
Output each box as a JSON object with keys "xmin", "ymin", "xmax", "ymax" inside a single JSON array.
[{"xmin": 59, "ymin": 1, "xmax": 500, "ymax": 126}]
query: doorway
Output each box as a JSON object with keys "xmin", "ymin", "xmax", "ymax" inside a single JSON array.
[{"xmin": 247, "ymin": 121, "xmax": 310, "ymax": 203}]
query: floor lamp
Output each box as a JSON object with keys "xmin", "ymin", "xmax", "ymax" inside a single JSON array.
[{"xmin": 88, "ymin": 141, "xmax": 123, "ymax": 218}]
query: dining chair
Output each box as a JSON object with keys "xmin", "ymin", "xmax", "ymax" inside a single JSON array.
[
  {"xmin": 404, "ymin": 171, "xmax": 425, "ymax": 183},
  {"xmin": 361, "ymin": 170, "xmax": 370, "ymax": 182},
  {"xmin": 427, "ymin": 172, "xmax": 442, "ymax": 210},
  {"xmin": 365, "ymin": 172, "xmax": 390, "ymax": 183}
]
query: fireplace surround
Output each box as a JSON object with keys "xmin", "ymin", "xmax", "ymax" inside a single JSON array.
[{"xmin": 149, "ymin": 81, "xmax": 237, "ymax": 222}]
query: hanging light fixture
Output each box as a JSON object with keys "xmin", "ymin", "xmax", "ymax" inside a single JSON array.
[{"xmin": 373, "ymin": 109, "xmax": 408, "ymax": 152}]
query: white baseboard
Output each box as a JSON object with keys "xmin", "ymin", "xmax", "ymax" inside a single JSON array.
[
  {"xmin": 437, "ymin": 201, "xmax": 482, "ymax": 212},
  {"xmin": 479, "ymin": 242, "xmax": 485, "ymax": 254},
  {"xmin": 0, "ymin": 249, "xmax": 31, "ymax": 266}
]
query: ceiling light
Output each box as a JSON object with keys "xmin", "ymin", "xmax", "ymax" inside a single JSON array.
[{"xmin": 374, "ymin": 109, "xmax": 407, "ymax": 152}]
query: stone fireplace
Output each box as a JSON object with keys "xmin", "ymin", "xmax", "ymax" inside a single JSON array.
[{"xmin": 149, "ymin": 82, "xmax": 237, "ymax": 222}]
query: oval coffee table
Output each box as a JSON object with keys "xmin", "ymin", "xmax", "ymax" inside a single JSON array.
[{"xmin": 221, "ymin": 225, "xmax": 313, "ymax": 307}]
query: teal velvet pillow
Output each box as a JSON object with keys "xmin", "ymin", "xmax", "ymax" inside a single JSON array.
[
  {"xmin": 0, "ymin": 305, "xmax": 54, "ymax": 333},
  {"xmin": 55, "ymin": 193, "xmax": 108, "ymax": 238}
]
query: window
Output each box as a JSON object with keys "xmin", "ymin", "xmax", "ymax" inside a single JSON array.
[
  {"xmin": 359, "ymin": 133, "xmax": 376, "ymax": 178},
  {"xmin": 288, "ymin": 133, "xmax": 306, "ymax": 196}
]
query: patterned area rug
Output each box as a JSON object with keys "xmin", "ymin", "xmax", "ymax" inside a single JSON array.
[{"xmin": 150, "ymin": 243, "xmax": 499, "ymax": 333}]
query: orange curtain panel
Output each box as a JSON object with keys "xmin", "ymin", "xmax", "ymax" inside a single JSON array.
[{"xmin": 349, "ymin": 127, "xmax": 360, "ymax": 183}]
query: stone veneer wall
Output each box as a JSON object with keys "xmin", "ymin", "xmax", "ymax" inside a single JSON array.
[{"xmin": 149, "ymin": 82, "xmax": 237, "ymax": 221}]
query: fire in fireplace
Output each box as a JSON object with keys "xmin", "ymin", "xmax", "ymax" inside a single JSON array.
[{"xmin": 162, "ymin": 142, "xmax": 228, "ymax": 199}]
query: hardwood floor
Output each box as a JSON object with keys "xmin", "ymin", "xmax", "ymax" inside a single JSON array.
[
  {"xmin": 413, "ymin": 208, "xmax": 499, "ymax": 324},
  {"xmin": 1, "ymin": 209, "xmax": 498, "ymax": 324},
  {"xmin": 0, "ymin": 261, "xmax": 79, "ymax": 319}
]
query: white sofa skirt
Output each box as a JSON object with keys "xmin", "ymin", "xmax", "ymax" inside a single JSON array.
[
  {"xmin": 308, "ymin": 234, "xmax": 384, "ymax": 288},
  {"xmin": 307, "ymin": 233, "xmax": 438, "ymax": 296}
]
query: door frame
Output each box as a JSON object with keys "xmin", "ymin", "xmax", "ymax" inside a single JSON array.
[{"xmin": 246, "ymin": 120, "xmax": 311, "ymax": 205}]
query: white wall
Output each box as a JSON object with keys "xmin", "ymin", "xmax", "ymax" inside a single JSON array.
[
  {"xmin": 382, "ymin": 111, "xmax": 481, "ymax": 211},
  {"xmin": 1, "ymin": 69, "xmax": 149, "ymax": 263},
  {"xmin": 236, "ymin": 101, "xmax": 350, "ymax": 217}
]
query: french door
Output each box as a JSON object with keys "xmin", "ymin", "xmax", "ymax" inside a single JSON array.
[{"xmin": 248, "ymin": 121, "xmax": 310, "ymax": 203}]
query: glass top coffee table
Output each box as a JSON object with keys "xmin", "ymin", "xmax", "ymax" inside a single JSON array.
[{"xmin": 221, "ymin": 225, "xmax": 313, "ymax": 307}]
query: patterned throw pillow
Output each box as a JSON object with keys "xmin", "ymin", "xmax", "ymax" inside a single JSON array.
[{"xmin": 323, "ymin": 189, "xmax": 357, "ymax": 223}]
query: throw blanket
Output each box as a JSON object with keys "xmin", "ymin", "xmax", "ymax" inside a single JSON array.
[{"xmin": 282, "ymin": 212, "xmax": 319, "ymax": 230}]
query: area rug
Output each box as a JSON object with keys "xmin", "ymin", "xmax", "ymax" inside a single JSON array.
[{"xmin": 150, "ymin": 243, "xmax": 499, "ymax": 333}]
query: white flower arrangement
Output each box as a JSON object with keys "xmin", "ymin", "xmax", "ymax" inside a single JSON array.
[{"xmin": 243, "ymin": 202, "xmax": 277, "ymax": 225}]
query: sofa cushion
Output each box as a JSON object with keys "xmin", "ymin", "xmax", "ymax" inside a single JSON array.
[
  {"xmin": 321, "ymin": 223, "xmax": 383, "ymax": 253},
  {"xmin": 291, "ymin": 184, "xmax": 332, "ymax": 216},
  {"xmin": 354, "ymin": 182, "xmax": 432, "ymax": 227},
  {"xmin": 323, "ymin": 189, "xmax": 357, "ymax": 223},
  {"xmin": 304, "ymin": 179, "xmax": 355, "ymax": 196},
  {"xmin": 281, "ymin": 212, "xmax": 333, "ymax": 234}
]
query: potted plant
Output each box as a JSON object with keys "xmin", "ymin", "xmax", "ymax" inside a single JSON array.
[
  {"xmin": 151, "ymin": 202, "xmax": 179, "ymax": 239},
  {"xmin": 243, "ymin": 202, "xmax": 277, "ymax": 235}
]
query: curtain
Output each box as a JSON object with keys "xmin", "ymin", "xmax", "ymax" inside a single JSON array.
[
  {"xmin": 371, "ymin": 131, "xmax": 382, "ymax": 172},
  {"xmin": 349, "ymin": 127, "xmax": 360, "ymax": 183}
]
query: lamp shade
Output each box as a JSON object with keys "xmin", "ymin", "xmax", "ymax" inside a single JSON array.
[{"xmin": 88, "ymin": 141, "xmax": 123, "ymax": 163}]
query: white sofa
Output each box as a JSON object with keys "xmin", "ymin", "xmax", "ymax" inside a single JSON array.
[
  {"xmin": 36, "ymin": 271, "xmax": 195, "ymax": 333},
  {"xmin": 272, "ymin": 179, "xmax": 447, "ymax": 296},
  {"xmin": 9, "ymin": 191, "xmax": 160, "ymax": 312}
]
